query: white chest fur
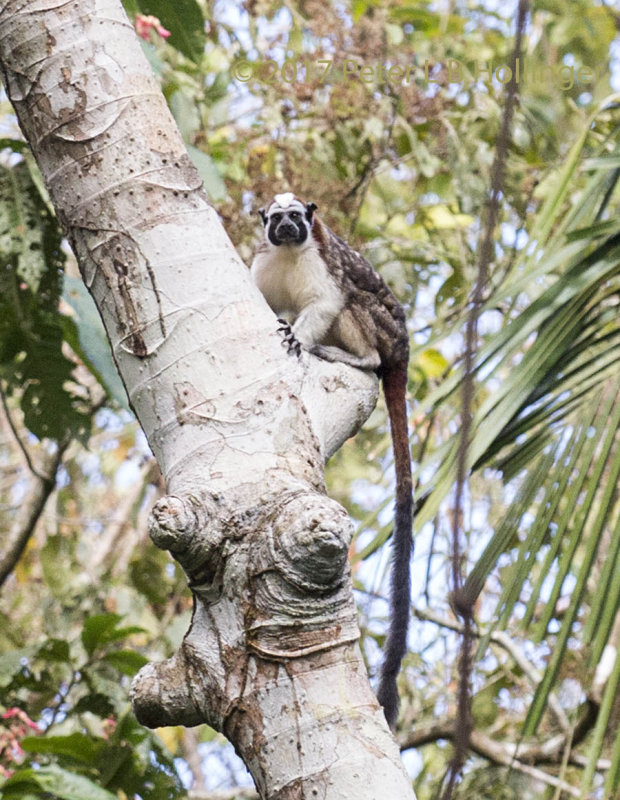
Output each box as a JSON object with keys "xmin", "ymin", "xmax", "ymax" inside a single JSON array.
[{"xmin": 251, "ymin": 241, "xmax": 342, "ymax": 318}]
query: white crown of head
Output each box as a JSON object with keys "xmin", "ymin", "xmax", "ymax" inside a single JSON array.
[
  {"xmin": 268, "ymin": 192, "xmax": 306, "ymax": 215},
  {"xmin": 273, "ymin": 192, "xmax": 296, "ymax": 207}
]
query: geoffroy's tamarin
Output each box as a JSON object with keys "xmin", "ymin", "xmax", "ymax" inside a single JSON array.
[{"xmin": 251, "ymin": 192, "xmax": 413, "ymax": 728}]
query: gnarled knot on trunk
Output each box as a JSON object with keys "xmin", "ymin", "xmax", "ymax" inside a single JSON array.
[
  {"xmin": 246, "ymin": 491, "xmax": 360, "ymax": 660},
  {"xmin": 148, "ymin": 492, "xmax": 230, "ymax": 597},
  {"xmin": 132, "ymin": 489, "xmax": 361, "ymax": 731},
  {"xmin": 264, "ymin": 491, "xmax": 352, "ymax": 590}
]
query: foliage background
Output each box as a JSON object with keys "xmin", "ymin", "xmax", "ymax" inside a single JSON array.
[{"xmin": 1, "ymin": 1, "xmax": 619, "ymax": 798}]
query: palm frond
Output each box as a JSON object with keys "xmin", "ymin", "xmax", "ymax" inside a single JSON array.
[{"xmin": 417, "ymin": 93, "xmax": 620, "ymax": 795}]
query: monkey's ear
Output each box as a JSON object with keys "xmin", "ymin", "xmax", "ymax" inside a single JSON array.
[
  {"xmin": 259, "ymin": 208, "xmax": 267, "ymax": 226},
  {"xmin": 305, "ymin": 202, "xmax": 317, "ymax": 222}
]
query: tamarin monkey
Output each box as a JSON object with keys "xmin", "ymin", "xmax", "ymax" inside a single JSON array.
[{"xmin": 251, "ymin": 192, "xmax": 413, "ymax": 728}]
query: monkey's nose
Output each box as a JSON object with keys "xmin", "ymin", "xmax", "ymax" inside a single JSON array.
[{"xmin": 276, "ymin": 223, "xmax": 298, "ymax": 241}]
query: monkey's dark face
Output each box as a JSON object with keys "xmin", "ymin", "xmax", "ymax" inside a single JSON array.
[
  {"xmin": 265, "ymin": 208, "xmax": 308, "ymax": 246},
  {"xmin": 259, "ymin": 193, "xmax": 317, "ymax": 247}
]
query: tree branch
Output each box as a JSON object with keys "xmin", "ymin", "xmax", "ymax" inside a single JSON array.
[
  {"xmin": 91, "ymin": 459, "xmax": 158, "ymax": 573},
  {"xmin": 412, "ymin": 606, "xmax": 572, "ymax": 732},
  {"xmin": 0, "ymin": 381, "xmax": 50, "ymax": 482},
  {"xmin": 402, "ymin": 721, "xmax": 582, "ymax": 798},
  {"xmin": 0, "ymin": 392, "xmax": 70, "ymax": 587},
  {"xmin": 0, "ymin": 460, "xmax": 57, "ymax": 587}
]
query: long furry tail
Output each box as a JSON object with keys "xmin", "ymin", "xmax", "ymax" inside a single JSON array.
[{"xmin": 376, "ymin": 361, "xmax": 413, "ymax": 728}]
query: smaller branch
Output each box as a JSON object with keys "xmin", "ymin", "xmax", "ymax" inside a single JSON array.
[
  {"xmin": 569, "ymin": 753, "xmax": 612, "ymax": 771},
  {"xmin": 183, "ymin": 728, "xmax": 207, "ymax": 793},
  {"xmin": 469, "ymin": 730, "xmax": 581, "ymax": 798},
  {"xmin": 46, "ymin": 669, "xmax": 80, "ymax": 729},
  {"xmin": 491, "ymin": 630, "xmax": 570, "ymax": 733},
  {"xmin": 401, "ymin": 722, "xmax": 582, "ymax": 798},
  {"xmin": 91, "ymin": 459, "xmax": 158, "ymax": 572},
  {"xmin": 401, "ymin": 717, "xmax": 606, "ymax": 772},
  {"xmin": 403, "ymin": 609, "xmax": 605, "ymax": 793},
  {"xmin": 0, "ymin": 381, "xmax": 50, "ymax": 482},
  {"xmin": 0, "ymin": 443, "xmax": 66, "ymax": 587},
  {"xmin": 412, "ymin": 607, "xmax": 571, "ymax": 732}
]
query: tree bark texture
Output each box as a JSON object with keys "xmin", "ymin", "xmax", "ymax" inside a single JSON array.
[{"xmin": 0, "ymin": 2, "xmax": 415, "ymax": 797}]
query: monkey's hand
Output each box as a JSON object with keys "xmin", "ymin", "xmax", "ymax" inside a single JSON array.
[{"xmin": 276, "ymin": 318, "xmax": 302, "ymax": 358}]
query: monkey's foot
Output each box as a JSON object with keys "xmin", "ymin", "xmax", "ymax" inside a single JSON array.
[{"xmin": 276, "ymin": 319, "xmax": 301, "ymax": 357}]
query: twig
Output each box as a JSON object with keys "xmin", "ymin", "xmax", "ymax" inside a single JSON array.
[
  {"xmin": 0, "ymin": 429, "xmax": 69, "ymax": 587},
  {"xmin": 0, "ymin": 380, "xmax": 50, "ymax": 482}
]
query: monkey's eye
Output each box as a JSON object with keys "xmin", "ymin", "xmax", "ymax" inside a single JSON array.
[
  {"xmin": 289, "ymin": 211, "xmax": 301, "ymax": 221},
  {"xmin": 271, "ymin": 213, "xmax": 282, "ymax": 223}
]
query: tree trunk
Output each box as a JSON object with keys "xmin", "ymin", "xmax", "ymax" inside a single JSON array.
[{"xmin": 0, "ymin": 1, "xmax": 415, "ymax": 797}]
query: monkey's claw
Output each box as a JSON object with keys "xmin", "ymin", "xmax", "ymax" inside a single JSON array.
[{"xmin": 276, "ymin": 318, "xmax": 302, "ymax": 357}]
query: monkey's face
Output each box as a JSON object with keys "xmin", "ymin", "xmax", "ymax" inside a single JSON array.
[{"xmin": 259, "ymin": 193, "xmax": 317, "ymax": 247}]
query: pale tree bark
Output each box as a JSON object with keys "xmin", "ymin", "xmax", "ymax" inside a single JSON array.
[{"xmin": 0, "ymin": 1, "xmax": 416, "ymax": 797}]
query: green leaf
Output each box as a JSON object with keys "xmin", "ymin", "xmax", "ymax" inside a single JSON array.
[
  {"xmin": 418, "ymin": 348, "xmax": 449, "ymax": 379},
  {"xmin": 388, "ymin": 6, "xmax": 441, "ymax": 33},
  {"xmin": 21, "ymin": 732, "xmax": 103, "ymax": 765},
  {"xmin": 605, "ymin": 719, "xmax": 620, "ymax": 798},
  {"xmin": 138, "ymin": 0, "xmax": 205, "ymax": 62},
  {"xmin": 523, "ymin": 390, "xmax": 620, "ymax": 735},
  {"xmin": 101, "ymin": 650, "xmax": 149, "ymax": 676},
  {"xmin": 170, "ymin": 90, "xmax": 201, "ymax": 141},
  {"xmin": 186, "ymin": 144, "xmax": 227, "ymax": 202},
  {"xmin": 73, "ymin": 693, "xmax": 116, "ymax": 718},
  {"xmin": 2, "ymin": 764, "xmax": 116, "ymax": 800},
  {"xmin": 529, "ymin": 92, "xmax": 620, "ymax": 249},
  {"xmin": 0, "ymin": 162, "xmax": 89, "ymax": 441},
  {"xmin": 0, "ymin": 163, "xmax": 50, "ymax": 292},
  {"xmin": 38, "ymin": 637, "xmax": 71, "ymax": 663},
  {"xmin": 81, "ymin": 614, "xmax": 122, "ymax": 655},
  {"xmin": 18, "ymin": 323, "xmax": 87, "ymax": 441},
  {"xmin": 62, "ymin": 276, "xmax": 129, "ymax": 410},
  {"xmin": 82, "ymin": 614, "xmax": 145, "ymax": 655},
  {"xmin": 121, "ymin": 0, "xmax": 140, "ymax": 15},
  {"xmin": 0, "ymin": 645, "xmax": 39, "ymax": 688},
  {"xmin": 566, "ymin": 217, "xmax": 620, "ymax": 241},
  {"xmin": 129, "ymin": 547, "xmax": 171, "ymax": 604},
  {"xmin": 0, "ymin": 138, "xmax": 29, "ymax": 152}
]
